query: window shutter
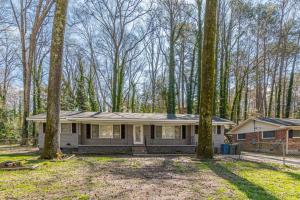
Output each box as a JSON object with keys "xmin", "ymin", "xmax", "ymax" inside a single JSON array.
[
  {"xmin": 43, "ymin": 123, "xmax": 46, "ymax": 134},
  {"xmin": 121, "ymin": 125, "xmax": 126, "ymax": 139},
  {"xmin": 86, "ymin": 124, "xmax": 91, "ymax": 139},
  {"xmin": 195, "ymin": 125, "xmax": 198, "ymax": 135},
  {"xmin": 182, "ymin": 125, "xmax": 186, "ymax": 139},
  {"xmin": 72, "ymin": 123, "xmax": 77, "ymax": 133},
  {"xmin": 151, "ymin": 125, "xmax": 155, "ymax": 139},
  {"xmin": 155, "ymin": 126, "xmax": 162, "ymax": 139}
]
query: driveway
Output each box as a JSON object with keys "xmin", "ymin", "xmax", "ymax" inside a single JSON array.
[{"xmin": 224, "ymin": 152, "xmax": 300, "ymax": 167}]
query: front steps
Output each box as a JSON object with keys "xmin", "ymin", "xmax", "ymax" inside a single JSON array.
[{"xmin": 132, "ymin": 146, "xmax": 147, "ymax": 155}]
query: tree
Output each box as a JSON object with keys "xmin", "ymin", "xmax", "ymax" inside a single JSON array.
[
  {"xmin": 197, "ymin": 0, "xmax": 217, "ymax": 159},
  {"xmin": 42, "ymin": 0, "xmax": 68, "ymax": 159},
  {"xmin": 76, "ymin": 57, "xmax": 90, "ymax": 111},
  {"xmin": 10, "ymin": 0, "xmax": 54, "ymax": 145}
]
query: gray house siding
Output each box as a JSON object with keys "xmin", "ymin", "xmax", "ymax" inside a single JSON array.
[
  {"xmin": 80, "ymin": 124, "xmax": 133, "ymax": 145},
  {"xmin": 144, "ymin": 125, "xmax": 193, "ymax": 145},
  {"xmin": 38, "ymin": 122, "xmax": 79, "ymax": 148},
  {"xmin": 37, "ymin": 122, "xmax": 225, "ymax": 154}
]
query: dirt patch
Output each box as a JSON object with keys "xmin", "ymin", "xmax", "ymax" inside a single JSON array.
[{"xmin": 78, "ymin": 156, "xmax": 227, "ymax": 199}]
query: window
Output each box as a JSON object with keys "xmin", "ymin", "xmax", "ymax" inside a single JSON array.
[
  {"xmin": 113, "ymin": 125, "xmax": 121, "ymax": 139},
  {"xmin": 86, "ymin": 124, "xmax": 91, "ymax": 139},
  {"xmin": 175, "ymin": 126, "xmax": 181, "ymax": 139},
  {"xmin": 121, "ymin": 124, "xmax": 126, "ymax": 139},
  {"xmin": 162, "ymin": 126, "xmax": 181, "ymax": 139},
  {"xmin": 92, "ymin": 125, "xmax": 99, "ymax": 138},
  {"xmin": 61, "ymin": 124, "xmax": 70, "ymax": 134},
  {"xmin": 294, "ymin": 130, "xmax": 300, "ymax": 138},
  {"xmin": 262, "ymin": 131, "xmax": 275, "ymax": 139},
  {"xmin": 217, "ymin": 126, "xmax": 221, "ymax": 135},
  {"xmin": 182, "ymin": 125, "xmax": 186, "ymax": 139},
  {"xmin": 72, "ymin": 123, "xmax": 77, "ymax": 134},
  {"xmin": 99, "ymin": 125, "xmax": 113, "ymax": 138},
  {"xmin": 162, "ymin": 126, "xmax": 175, "ymax": 139},
  {"xmin": 156, "ymin": 126, "xmax": 162, "ymax": 138},
  {"xmin": 150, "ymin": 125, "xmax": 155, "ymax": 139},
  {"xmin": 43, "ymin": 123, "xmax": 46, "ymax": 134},
  {"xmin": 289, "ymin": 130, "xmax": 300, "ymax": 138},
  {"xmin": 237, "ymin": 133, "xmax": 246, "ymax": 140}
]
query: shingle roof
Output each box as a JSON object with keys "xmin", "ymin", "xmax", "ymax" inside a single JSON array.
[
  {"xmin": 257, "ymin": 117, "xmax": 300, "ymax": 126},
  {"xmin": 27, "ymin": 111, "xmax": 234, "ymax": 124}
]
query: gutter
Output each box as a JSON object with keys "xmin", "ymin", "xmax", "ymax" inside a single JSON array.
[{"xmin": 27, "ymin": 117, "xmax": 234, "ymax": 126}]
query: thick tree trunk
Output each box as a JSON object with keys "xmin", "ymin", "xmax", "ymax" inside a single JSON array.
[
  {"xmin": 42, "ymin": 0, "xmax": 68, "ymax": 159},
  {"xmin": 197, "ymin": 0, "xmax": 217, "ymax": 159}
]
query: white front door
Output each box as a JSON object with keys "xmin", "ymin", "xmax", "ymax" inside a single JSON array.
[{"xmin": 133, "ymin": 125, "xmax": 143, "ymax": 144}]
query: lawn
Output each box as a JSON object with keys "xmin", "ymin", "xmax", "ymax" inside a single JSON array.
[{"xmin": 0, "ymin": 149, "xmax": 299, "ymax": 200}]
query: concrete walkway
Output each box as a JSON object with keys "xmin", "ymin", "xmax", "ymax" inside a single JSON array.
[{"xmin": 225, "ymin": 152, "xmax": 300, "ymax": 167}]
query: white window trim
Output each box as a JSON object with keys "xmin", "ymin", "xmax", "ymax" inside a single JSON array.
[
  {"xmin": 61, "ymin": 123, "xmax": 71, "ymax": 135},
  {"xmin": 162, "ymin": 126, "xmax": 175, "ymax": 139},
  {"xmin": 162, "ymin": 125, "xmax": 182, "ymax": 139},
  {"xmin": 237, "ymin": 133, "xmax": 246, "ymax": 141},
  {"xmin": 133, "ymin": 125, "xmax": 144, "ymax": 144},
  {"xmin": 262, "ymin": 131, "xmax": 276, "ymax": 139}
]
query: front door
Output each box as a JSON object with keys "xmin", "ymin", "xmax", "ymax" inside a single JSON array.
[{"xmin": 133, "ymin": 125, "xmax": 143, "ymax": 144}]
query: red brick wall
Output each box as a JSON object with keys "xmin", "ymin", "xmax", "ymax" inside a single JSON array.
[
  {"xmin": 288, "ymin": 138, "xmax": 300, "ymax": 151},
  {"xmin": 233, "ymin": 129, "xmax": 300, "ymax": 152}
]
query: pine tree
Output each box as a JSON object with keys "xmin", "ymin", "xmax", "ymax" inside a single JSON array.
[
  {"xmin": 76, "ymin": 58, "xmax": 90, "ymax": 111},
  {"xmin": 88, "ymin": 73, "xmax": 99, "ymax": 112}
]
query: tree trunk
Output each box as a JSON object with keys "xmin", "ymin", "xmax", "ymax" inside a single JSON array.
[
  {"xmin": 197, "ymin": 0, "xmax": 217, "ymax": 159},
  {"xmin": 42, "ymin": 0, "xmax": 68, "ymax": 159},
  {"xmin": 196, "ymin": 0, "xmax": 202, "ymax": 114}
]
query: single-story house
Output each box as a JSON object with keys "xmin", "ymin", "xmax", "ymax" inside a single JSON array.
[
  {"xmin": 27, "ymin": 111, "xmax": 234, "ymax": 154},
  {"xmin": 228, "ymin": 117, "xmax": 300, "ymax": 155}
]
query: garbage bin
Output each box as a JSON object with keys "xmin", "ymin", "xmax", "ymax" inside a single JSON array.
[{"xmin": 221, "ymin": 144, "xmax": 230, "ymax": 155}]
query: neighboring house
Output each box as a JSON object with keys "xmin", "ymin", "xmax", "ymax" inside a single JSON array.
[
  {"xmin": 228, "ymin": 117, "xmax": 300, "ymax": 155},
  {"xmin": 27, "ymin": 111, "xmax": 234, "ymax": 154}
]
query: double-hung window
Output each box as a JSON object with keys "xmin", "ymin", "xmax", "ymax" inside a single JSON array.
[
  {"xmin": 262, "ymin": 131, "xmax": 275, "ymax": 139},
  {"xmin": 99, "ymin": 125, "xmax": 113, "ymax": 138},
  {"xmin": 237, "ymin": 133, "xmax": 246, "ymax": 140},
  {"xmin": 289, "ymin": 130, "xmax": 300, "ymax": 138}
]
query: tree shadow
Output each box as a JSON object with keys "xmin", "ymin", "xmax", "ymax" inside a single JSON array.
[
  {"xmin": 284, "ymin": 171, "xmax": 300, "ymax": 181},
  {"xmin": 206, "ymin": 161, "xmax": 279, "ymax": 200}
]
